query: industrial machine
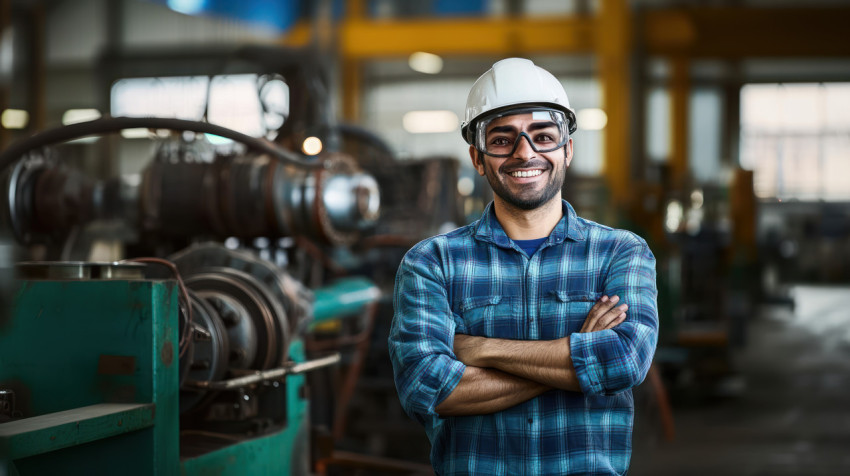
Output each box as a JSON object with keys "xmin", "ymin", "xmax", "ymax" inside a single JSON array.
[{"xmin": 0, "ymin": 111, "xmax": 383, "ymax": 474}]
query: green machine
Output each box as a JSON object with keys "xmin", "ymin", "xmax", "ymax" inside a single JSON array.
[{"xmin": 0, "ymin": 246, "xmax": 380, "ymax": 475}]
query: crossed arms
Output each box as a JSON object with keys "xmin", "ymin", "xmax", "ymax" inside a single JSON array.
[
  {"xmin": 388, "ymin": 238, "xmax": 658, "ymax": 422},
  {"xmin": 435, "ymin": 296, "xmax": 628, "ymax": 416}
]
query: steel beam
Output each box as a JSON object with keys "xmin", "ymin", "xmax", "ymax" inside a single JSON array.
[
  {"xmin": 284, "ymin": 16, "xmax": 596, "ymax": 58},
  {"xmin": 644, "ymin": 7, "xmax": 850, "ymax": 57}
]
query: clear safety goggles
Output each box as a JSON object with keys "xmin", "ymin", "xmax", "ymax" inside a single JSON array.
[{"xmin": 474, "ymin": 108, "xmax": 569, "ymax": 158}]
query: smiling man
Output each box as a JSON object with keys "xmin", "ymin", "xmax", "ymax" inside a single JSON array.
[{"xmin": 389, "ymin": 58, "xmax": 659, "ymax": 475}]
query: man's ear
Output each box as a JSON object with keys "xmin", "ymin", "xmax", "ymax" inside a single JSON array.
[
  {"xmin": 564, "ymin": 138, "xmax": 574, "ymax": 168},
  {"xmin": 469, "ymin": 146, "xmax": 484, "ymax": 175}
]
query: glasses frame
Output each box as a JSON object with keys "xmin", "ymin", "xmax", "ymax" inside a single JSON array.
[{"xmin": 473, "ymin": 108, "xmax": 569, "ymax": 158}]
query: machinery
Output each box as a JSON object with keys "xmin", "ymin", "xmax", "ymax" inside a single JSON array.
[{"xmin": 0, "ymin": 110, "xmax": 383, "ymax": 474}]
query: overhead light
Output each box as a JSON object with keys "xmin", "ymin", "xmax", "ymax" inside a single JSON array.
[
  {"xmin": 402, "ymin": 110, "xmax": 458, "ymax": 134},
  {"xmin": 302, "ymin": 136, "xmax": 323, "ymax": 156},
  {"xmin": 409, "ymin": 52, "xmax": 443, "ymax": 75},
  {"xmin": 62, "ymin": 108, "xmax": 101, "ymax": 125},
  {"xmin": 1, "ymin": 109, "xmax": 28, "ymax": 129},
  {"xmin": 576, "ymin": 108, "xmax": 607, "ymax": 131}
]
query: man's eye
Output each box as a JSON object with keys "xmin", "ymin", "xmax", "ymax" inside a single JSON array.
[
  {"xmin": 491, "ymin": 137, "xmax": 512, "ymax": 146},
  {"xmin": 535, "ymin": 134, "xmax": 555, "ymax": 142}
]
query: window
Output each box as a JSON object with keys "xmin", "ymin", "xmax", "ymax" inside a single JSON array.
[{"xmin": 740, "ymin": 83, "xmax": 850, "ymax": 201}]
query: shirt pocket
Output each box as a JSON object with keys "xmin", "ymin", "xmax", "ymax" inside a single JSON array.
[
  {"xmin": 539, "ymin": 290, "xmax": 602, "ymax": 339},
  {"xmin": 457, "ymin": 295, "xmax": 521, "ymax": 339}
]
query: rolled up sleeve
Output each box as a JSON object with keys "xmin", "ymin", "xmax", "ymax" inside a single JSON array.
[
  {"xmin": 389, "ymin": 243, "xmax": 466, "ymax": 422},
  {"xmin": 570, "ymin": 236, "xmax": 658, "ymax": 396}
]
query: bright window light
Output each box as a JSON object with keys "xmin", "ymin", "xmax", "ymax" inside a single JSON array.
[
  {"xmin": 576, "ymin": 108, "xmax": 608, "ymax": 131},
  {"xmin": 112, "ymin": 76, "xmax": 209, "ymax": 121},
  {"xmin": 167, "ymin": 0, "xmax": 205, "ymax": 15},
  {"xmin": 62, "ymin": 108, "xmax": 101, "ymax": 125},
  {"xmin": 302, "ymin": 136, "xmax": 323, "ymax": 156},
  {"xmin": 206, "ymin": 134, "xmax": 233, "ymax": 146},
  {"xmin": 402, "ymin": 110, "xmax": 458, "ymax": 134},
  {"xmin": 120, "ymin": 128, "xmax": 150, "ymax": 139},
  {"xmin": 409, "ymin": 52, "xmax": 443, "ymax": 75},
  {"xmin": 740, "ymin": 82, "xmax": 850, "ymax": 201},
  {"xmin": 111, "ymin": 74, "xmax": 282, "ymax": 141},
  {"xmin": 207, "ymin": 75, "xmax": 265, "ymax": 138},
  {"xmin": 1, "ymin": 109, "xmax": 28, "ymax": 129}
]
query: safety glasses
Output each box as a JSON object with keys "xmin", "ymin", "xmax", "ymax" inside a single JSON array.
[{"xmin": 474, "ymin": 108, "xmax": 569, "ymax": 158}]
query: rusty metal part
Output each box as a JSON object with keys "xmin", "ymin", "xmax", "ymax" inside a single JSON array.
[
  {"xmin": 169, "ymin": 244, "xmax": 314, "ymax": 416},
  {"xmin": 170, "ymin": 243, "xmax": 312, "ymax": 337},
  {"xmin": 184, "ymin": 271, "xmax": 281, "ymax": 371},
  {"xmin": 3, "ymin": 154, "xmax": 135, "ymax": 245},
  {"xmin": 140, "ymin": 152, "xmax": 379, "ymax": 246},
  {"xmin": 4, "ymin": 142, "xmax": 379, "ymax": 247}
]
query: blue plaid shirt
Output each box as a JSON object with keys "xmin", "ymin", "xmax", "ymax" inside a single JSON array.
[{"xmin": 389, "ymin": 200, "xmax": 658, "ymax": 475}]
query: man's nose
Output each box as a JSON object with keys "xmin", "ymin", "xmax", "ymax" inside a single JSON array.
[{"xmin": 513, "ymin": 133, "xmax": 536, "ymax": 160}]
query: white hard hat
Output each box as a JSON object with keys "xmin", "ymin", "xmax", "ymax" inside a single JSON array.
[{"xmin": 461, "ymin": 58, "xmax": 577, "ymax": 144}]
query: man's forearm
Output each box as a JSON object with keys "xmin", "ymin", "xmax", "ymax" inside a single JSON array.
[
  {"xmin": 435, "ymin": 365, "xmax": 550, "ymax": 416},
  {"xmin": 458, "ymin": 336, "xmax": 582, "ymax": 392}
]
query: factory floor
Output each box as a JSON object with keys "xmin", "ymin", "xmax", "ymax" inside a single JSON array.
[{"xmin": 630, "ymin": 284, "xmax": 850, "ymax": 475}]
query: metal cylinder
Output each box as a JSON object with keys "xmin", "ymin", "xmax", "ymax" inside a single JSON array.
[{"xmin": 141, "ymin": 152, "xmax": 380, "ymax": 245}]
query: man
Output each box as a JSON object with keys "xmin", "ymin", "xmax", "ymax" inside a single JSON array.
[{"xmin": 389, "ymin": 58, "xmax": 658, "ymax": 475}]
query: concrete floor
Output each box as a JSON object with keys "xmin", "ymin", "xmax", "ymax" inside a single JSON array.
[{"xmin": 631, "ymin": 285, "xmax": 850, "ymax": 475}]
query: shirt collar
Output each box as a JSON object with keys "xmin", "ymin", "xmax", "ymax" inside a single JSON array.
[{"xmin": 473, "ymin": 199, "xmax": 586, "ymax": 248}]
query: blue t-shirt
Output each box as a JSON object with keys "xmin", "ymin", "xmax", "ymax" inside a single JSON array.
[{"xmin": 513, "ymin": 237, "xmax": 548, "ymax": 256}]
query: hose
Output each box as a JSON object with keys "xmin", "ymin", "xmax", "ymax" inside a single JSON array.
[{"xmin": 0, "ymin": 116, "xmax": 323, "ymax": 172}]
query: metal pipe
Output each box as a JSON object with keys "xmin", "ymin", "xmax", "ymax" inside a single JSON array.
[
  {"xmin": 183, "ymin": 352, "xmax": 340, "ymax": 390},
  {"xmin": 312, "ymin": 277, "xmax": 381, "ymax": 324},
  {"xmin": 0, "ymin": 117, "xmax": 322, "ymax": 174}
]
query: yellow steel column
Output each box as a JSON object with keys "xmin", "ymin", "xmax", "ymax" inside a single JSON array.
[
  {"xmin": 341, "ymin": 0, "xmax": 365, "ymax": 122},
  {"xmin": 596, "ymin": 0, "xmax": 631, "ymax": 207},
  {"xmin": 670, "ymin": 56, "xmax": 689, "ymax": 189},
  {"xmin": 341, "ymin": 59, "xmax": 361, "ymax": 122}
]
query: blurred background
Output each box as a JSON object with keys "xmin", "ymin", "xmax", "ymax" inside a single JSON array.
[{"xmin": 0, "ymin": 0, "xmax": 849, "ymax": 474}]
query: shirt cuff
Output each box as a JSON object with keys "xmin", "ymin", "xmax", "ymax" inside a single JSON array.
[
  {"xmin": 431, "ymin": 358, "xmax": 467, "ymax": 415},
  {"xmin": 570, "ymin": 331, "xmax": 608, "ymax": 395}
]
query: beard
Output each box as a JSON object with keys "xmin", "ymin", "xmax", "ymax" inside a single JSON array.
[{"xmin": 481, "ymin": 152, "xmax": 567, "ymax": 210}]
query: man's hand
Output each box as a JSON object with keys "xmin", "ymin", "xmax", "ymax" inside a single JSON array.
[
  {"xmin": 454, "ymin": 295, "xmax": 627, "ymax": 366},
  {"xmin": 579, "ymin": 295, "xmax": 628, "ymax": 333}
]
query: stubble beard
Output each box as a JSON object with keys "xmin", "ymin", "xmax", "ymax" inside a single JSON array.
[{"xmin": 482, "ymin": 153, "xmax": 567, "ymax": 211}]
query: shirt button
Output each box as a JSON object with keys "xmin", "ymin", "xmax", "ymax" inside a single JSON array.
[{"xmin": 527, "ymin": 418, "xmax": 533, "ymax": 423}]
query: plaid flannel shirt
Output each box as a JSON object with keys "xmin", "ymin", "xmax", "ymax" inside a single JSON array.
[{"xmin": 389, "ymin": 200, "xmax": 658, "ymax": 475}]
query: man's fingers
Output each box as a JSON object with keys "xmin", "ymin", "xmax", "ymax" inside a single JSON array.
[
  {"xmin": 583, "ymin": 295, "xmax": 618, "ymax": 326},
  {"xmin": 582, "ymin": 297, "xmax": 628, "ymax": 333},
  {"xmin": 588, "ymin": 295, "xmax": 618, "ymax": 315},
  {"xmin": 597, "ymin": 305, "xmax": 628, "ymax": 329},
  {"xmin": 581, "ymin": 296, "xmax": 620, "ymax": 330}
]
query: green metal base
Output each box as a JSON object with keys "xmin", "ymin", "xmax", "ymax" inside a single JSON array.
[{"xmin": 0, "ymin": 279, "xmax": 313, "ymax": 475}]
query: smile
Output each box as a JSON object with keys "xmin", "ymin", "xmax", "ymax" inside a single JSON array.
[{"xmin": 508, "ymin": 170, "xmax": 543, "ymax": 178}]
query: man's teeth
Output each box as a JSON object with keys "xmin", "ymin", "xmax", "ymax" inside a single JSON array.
[{"xmin": 509, "ymin": 170, "xmax": 542, "ymax": 178}]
